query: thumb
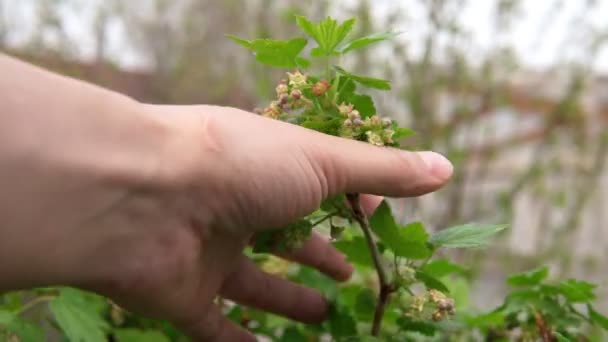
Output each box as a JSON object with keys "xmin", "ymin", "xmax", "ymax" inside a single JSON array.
[{"xmin": 307, "ymin": 133, "xmax": 453, "ymax": 198}]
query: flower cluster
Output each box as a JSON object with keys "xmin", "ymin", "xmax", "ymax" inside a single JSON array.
[
  {"xmin": 403, "ymin": 289, "xmax": 455, "ymax": 322},
  {"xmin": 258, "ymin": 71, "xmax": 313, "ymax": 119},
  {"xmin": 339, "ymin": 103, "xmax": 395, "ymax": 146}
]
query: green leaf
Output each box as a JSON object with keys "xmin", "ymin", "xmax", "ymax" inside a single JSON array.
[
  {"xmin": 0, "ymin": 310, "xmax": 13, "ymax": 325},
  {"xmin": 554, "ymin": 332, "xmax": 571, "ymax": 342},
  {"xmin": 464, "ymin": 311, "xmax": 505, "ymax": 328},
  {"xmin": 227, "ymin": 35, "xmax": 308, "ymax": 68},
  {"xmin": 49, "ymin": 288, "xmax": 110, "ymax": 342},
  {"xmin": 340, "ymin": 32, "xmax": 401, "ymax": 54},
  {"xmin": 5, "ymin": 317, "xmax": 45, "ymax": 342},
  {"xmin": 507, "ymin": 266, "xmax": 549, "ymax": 287},
  {"xmin": 279, "ymin": 326, "xmax": 307, "ymax": 342},
  {"xmin": 354, "ymin": 288, "xmax": 376, "ymax": 322},
  {"xmin": 588, "ymin": 305, "xmax": 608, "ymax": 330},
  {"xmin": 348, "ymin": 94, "xmax": 376, "ymax": 118},
  {"xmin": 393, "ymin": 127, "xmax": 416, "ymax": 139},
  {"xmin": 368, "ymin": 202, "xmax": 431, "ymax": 259},
  {"xmin": 333, "ymin": 66, "xmax": 391, "ymax": 90},
  {"xmin": 415, "ymin": 271, "xmax": 450, "ymax": 293},
  {"xmin": 296, "ymin": 16, "xmax": 356, "ymax": 56},
  {"xmin": 329, "ymin": 304, "xmax": 357, "ymax": 338},
  {"xmin": 421, "ymin": 260, "xmax": 468, "ymax": 278},
  {"xmin": 114, "ymin": 329, "xmax": 171, "ymax": 342},
  {"xmin": 321, "ymin": 194, "xmax": 347, "ymax": 212},
  {"xmin": 396, "ymin": 317, "xmax": 437, "ymax": 336},
  {"xmin": 333, "ymin": 237, "xmax": 373, "ymax": 267},
  {"xmin": 557, "ymin": 279, "xmax": 596, "ymax": 303},
  {"xmin": 429, "ymin": 223, "xmax": 508, "ymax": 249},
  {"xmin": 337, "ymin": 77, "xmax": 356, "ymax": 103}
]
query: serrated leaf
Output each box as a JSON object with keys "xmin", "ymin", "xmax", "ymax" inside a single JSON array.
[
  {"xmin": 354, "ymin": 288, "xmax": 375, "ymax": 322},
  {"xmin": 333, "ymin": 237, "xmax": 373, "ymax": 267},
  {"xmin": 340, "ymin": 31, "xmax": 401, "ymax": 54},
  {"xmin": 114, "ymin": 329, "xmax": 171, "ymax": 342},
  {"xmin": 588, "ymin": 305, "xmax": 608, "ymax": 330},
  {"xmin": 421, "ymin": 260, "xmax": 467, "ymax": 278},
  {"xmin": 227, "ymin": 36, "xmax": 308, "ymax": 68},
  {"xmin": 50, "ymin": 288, "xmax": 109, "ymax": 342},
  {"xmin": 396, "ymin": 317, "xmax": 437, "ymax": 336},
  {"xmin": 507, "ymin": 267, "xmax": 549, "ymax": 287},
  {"xmin": 557, "ymin": 279, "xmax": 596, "ymax": 303},
  {"xmin": 296, "ymin": 16, "xmax": 356, "ymax": 57},
  {"xmin": 429, "ymin": 224, "xmax": 508, "ymax": 249},
  {"xmin": 348, "ymin": 94, "xmax": 376, "ymax": 118},
  {"xmin": 368, "ymin": 202, "xmax": 431, "ymax": 259},
  {"xmin": 333, "ymin": 66, "xmax": 391, "ymax": 90},
  {"xmin": 415, "ymin": 271, "xmax": 450, "ymax": 293},
  {"xmin": 226, "ymin": 35, "xmax": 253, "ymax": 49}
]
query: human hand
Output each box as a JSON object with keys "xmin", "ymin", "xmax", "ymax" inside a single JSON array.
[
  {"xmin": 80, "ymin": 104, "xmax": 451, "ymax": 340},
  {"xmin": 0, "ymin": 58, "xmax": 452, "ymax": 341}
]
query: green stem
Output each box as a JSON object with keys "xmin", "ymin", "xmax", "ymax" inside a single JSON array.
[{"xmin": 310, "ymin": 211, "xmax": 337, "ymax": 228}]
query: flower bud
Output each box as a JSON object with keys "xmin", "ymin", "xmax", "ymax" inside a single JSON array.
[
  {"xmin": 290, "ymin": 89, "xmax": 302, "ymax": 100},
  {"xmin": 348, "ymin": 110, "xmax": 361, "ymax": 121},
  {"xmin": 338, "ymin": 103, "xmax": 354, "ymax": 116},
  {"xmin": 382, "ymin": 117, "xmax": 392, "ymax": 128},
  {"xmin": 370, "ymin": 115, "xmax": 382, "ymax": 126},
  {"xmin": 383, "ymin": 128, "xmax": 395, "ymax": 144},
  {"xmin": 432, "ymin": 311, "xmax": 444, "ymax": 321},
  {"xmin": 312, "ymin": 79, "xmax": 330, "ymax": 96},
  {"xmin": 276, "ymin": 83, "xmax": 289, "ymax": 97},
  {"xmin": 279, "ymin": 93, "xmax": 289, "ymax": 104},
  {"xmin": 353, "ymin": 118, "xmax": 364, "ymax": 127},
  {"xmin": 343, "ymin": 119, "xmax": 353, "ymax": 128}
]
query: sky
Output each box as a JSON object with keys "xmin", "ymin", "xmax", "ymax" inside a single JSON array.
[{"xmin": 3, "ymin": 0, "xmax": 607, "ymax": 73}]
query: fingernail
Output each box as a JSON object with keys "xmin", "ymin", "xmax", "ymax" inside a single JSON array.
[{"xmin": 416, "ymin": 151, "xmax": 453, "ymax": 181}]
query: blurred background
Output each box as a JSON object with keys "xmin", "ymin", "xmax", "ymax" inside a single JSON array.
[{"xmin": 1, "ymin": 0, "xmax": 607, "ymax": 311}]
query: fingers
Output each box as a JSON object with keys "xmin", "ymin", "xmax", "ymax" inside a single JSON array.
[
  {"xmin": 276, "ymin": 231, "xmax": 353, "ymax": 281},
  {"xmin": 307, "ymin": 133, "xmax": 453, "ymax": 197},
  {"xmin": 220, "ymin": 257, "xmax": 329, "ymax": 324},
  {"xmin": 178, "ymin": 304, "xmax": 256, "ymax": 342},
  {"xmin": 359, "ymin": 194, "xmax": 383, "ymax": 214}
]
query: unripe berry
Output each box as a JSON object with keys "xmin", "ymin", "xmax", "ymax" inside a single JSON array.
[{"xmin": 311, "ymin": 79, "xmax": 330, "ymax": 96}]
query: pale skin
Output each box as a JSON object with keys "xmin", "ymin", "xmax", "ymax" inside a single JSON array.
[{"xmin": 0, "ymin": 54, "xmax": 453, "ymax": 340}]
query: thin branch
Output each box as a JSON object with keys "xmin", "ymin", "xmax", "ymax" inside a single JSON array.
[{"xmin": 347, "ymin": 193, "xmax": 394, "ymax": 336}]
